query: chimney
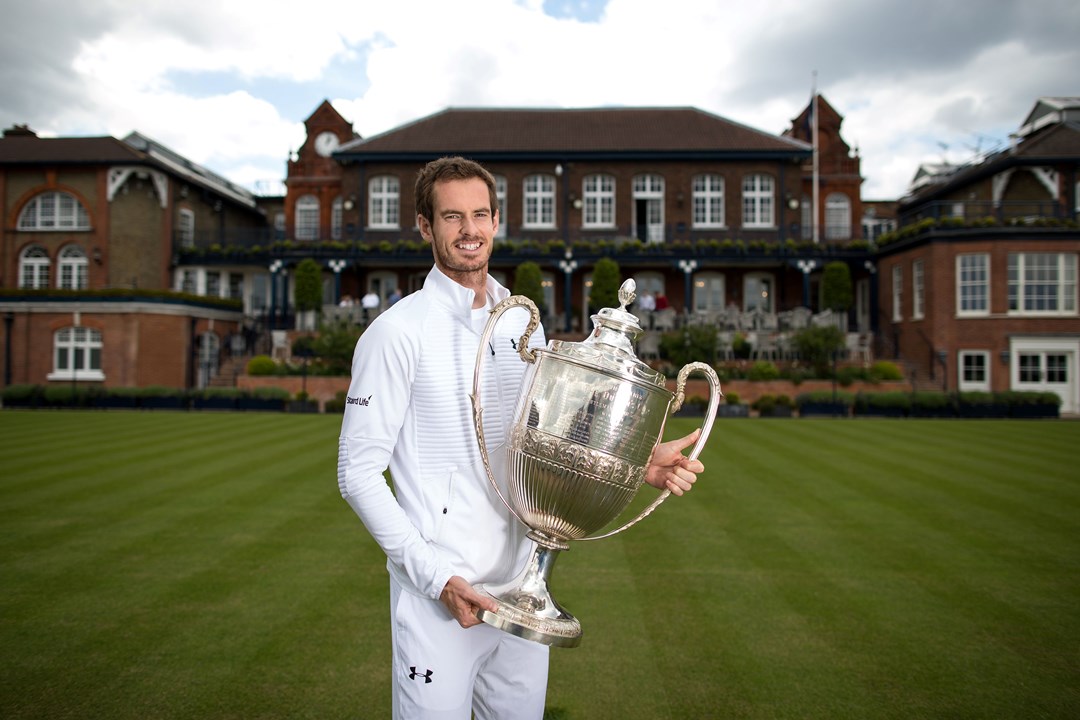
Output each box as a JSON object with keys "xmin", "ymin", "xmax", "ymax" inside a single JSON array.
[{"xmin": 3, "ymin": 124, "xmax": 38, "ymax": 138}]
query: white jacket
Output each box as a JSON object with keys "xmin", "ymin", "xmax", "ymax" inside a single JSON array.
[{"xmin": 338, "ymin": 266, "xmax": 546, "ymax": 600}]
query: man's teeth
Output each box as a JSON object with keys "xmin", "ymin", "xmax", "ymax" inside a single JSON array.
[{"xmin": 459, "ymin": 242, "xmax": 481, "ymax": 250}]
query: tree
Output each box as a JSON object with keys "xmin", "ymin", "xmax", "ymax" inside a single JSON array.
[
  {"xmin": 294, "ymin": 259, "xmax": 323, "ymax": 313},
  {"xmin": 513, "ymin": 261, "xmax": 546, "ymax": 315},
  {"xmin": 822, "ymin": 261, "xmax": 853, "ymax": 313},
  {"xmin": 589, "ymin": 257, "xmax": 621, "ymax": 312}
]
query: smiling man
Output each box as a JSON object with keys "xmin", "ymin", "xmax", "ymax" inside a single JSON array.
[{"xmin": 337, "ymin": 156, "xmax": 704, "ymax": 719}]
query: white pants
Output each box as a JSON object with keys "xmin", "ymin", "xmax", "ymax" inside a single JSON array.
[{"xmin": 390, "ymin": 577, "xmax": 550, "ymax": 719}]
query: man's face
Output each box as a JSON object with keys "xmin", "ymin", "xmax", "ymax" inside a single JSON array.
[{"xmin": 418, "ymin": 178, "xmax": 498, "ymax": 280}]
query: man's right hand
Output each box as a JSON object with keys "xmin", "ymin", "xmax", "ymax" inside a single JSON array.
[{"xmin": 439, "ymin": 575, "xmax": 500, "ymax": 628}]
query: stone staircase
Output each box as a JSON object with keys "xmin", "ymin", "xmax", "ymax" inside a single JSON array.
[{"xmin": 208, "ymin": 355, "xmax": 252, "ymax": 388}]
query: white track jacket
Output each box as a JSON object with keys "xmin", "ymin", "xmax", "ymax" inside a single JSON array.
[{"xmin": 338, "ymin": 266, "xmax": 545, "ymax": 600}]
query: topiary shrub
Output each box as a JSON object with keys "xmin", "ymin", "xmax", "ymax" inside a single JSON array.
[
  {"xmin": 247, "ymin": 355, "xmax": 278, "ymax": 376},
  {"xmin": 868, "ymin": 360, "xmax": 904, "ymax": 382},
  {"xmin": 747, "ymin": 360, "xmax": 780, "ymax": 381}
]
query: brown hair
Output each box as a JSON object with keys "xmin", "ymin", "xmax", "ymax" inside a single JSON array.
[{"xmin": 414, "ymin": 156, "xmax": 499, "ymax": 223}]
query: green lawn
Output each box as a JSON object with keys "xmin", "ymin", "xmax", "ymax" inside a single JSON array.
[{"xmin": 2, "ymin": 412, "xmax": 1078, "ymax": 719}]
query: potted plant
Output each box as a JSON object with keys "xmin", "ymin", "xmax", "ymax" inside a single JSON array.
[
  {"xmin": 716, "ymin": 391, "xmax": 749, "ymax": 418},
  {"xmin": 908, "ymin": 392, "xmax": 955, "ymax": 418},
  {"xmin": 956, "ymin": 391, "xmax": 1008, "ymax": 418}
]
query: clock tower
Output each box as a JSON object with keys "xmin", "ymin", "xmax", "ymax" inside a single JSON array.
[{"xmin": 285, "ymin": 100, "xmax": 358, "ymax": 242}]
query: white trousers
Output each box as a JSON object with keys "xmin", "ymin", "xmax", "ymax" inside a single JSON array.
[{"xmin": 389, "ymin": 577, "xmax": 550, "ymax": 720}]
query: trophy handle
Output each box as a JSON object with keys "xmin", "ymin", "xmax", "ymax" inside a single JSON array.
[
  {"xmin": 582, "ymin": 362, "xmax": 721, "ymax": 541},
  {"xmin": 470, "ymin": 295, "xmax": 542, "ymax": 529}
]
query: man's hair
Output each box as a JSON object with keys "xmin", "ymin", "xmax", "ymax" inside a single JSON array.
[{"xmin": 414, "ymin": 156, "xmax": 499, "ymax": 223}]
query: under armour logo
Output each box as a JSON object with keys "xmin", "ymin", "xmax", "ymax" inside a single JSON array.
[
  {"xmin": 509, "ymin": 338, "xmax": 518, "ymax": 350},
  {"xmin": 409, "ymin": 666, "xmax": 433, "ymax": 684}
]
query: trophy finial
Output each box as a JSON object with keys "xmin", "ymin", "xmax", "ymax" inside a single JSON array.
[{"xmin": 618, "ymin": 279, "xmax": 636, "ymax": 311}]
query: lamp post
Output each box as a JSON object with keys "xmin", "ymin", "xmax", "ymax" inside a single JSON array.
[
  {"xmin": 329, "ymin": 258, "xmax": 347, "ymax": 305},
  {"xmin": 268, "ymin": 259, "xmax": 283, "ymax": 330},
  {"xmin": 678, "ymin": 259, "xmax": 698, "ymax": 315},
  {"xmin": 558, "ymin": 249, "xmax": 577, "ymax": 333},
  {"xmin": 797, "ymin": 259, "xmax": 817, "ymax": 308}
]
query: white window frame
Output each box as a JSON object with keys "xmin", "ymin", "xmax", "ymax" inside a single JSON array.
[
  {"xmin": 523, "ymin": 174, "xmax": 556, "ymax": 229},
  {"xmin": 632, "ymin": 174, "xmax": 665, "ymax": 243},
  {"xmin": 18, "ymin": 191, "xmax": 91, "ymax": 231},
  {"xmin": 178, "ymin": 208, "xmax": 195, "ymax": 248},
  {"xmin": 1008, "ymin": 252, "xmax": 1077, "ymax": 316},
  {"xmin": 493, "ymin": 174, "xmax": 507, "ymax": 239},
  {"xmin": 692, "ymin": 174, "xmax": 725, "ymax": 229},
  {"xmin": 912, "ymin": 259, "xmax": 925, "ymax": 320},
  {"xmin": 368, "ymin": 176, "xmax": 400, "ymax": 229},
  {"xmin": 957, "ymin": 253, "xmax": 990, "ymax": 316},
  {"xmin": 742, "ymin": 174, "xmax": 775, "ymax": 229},
  {"xmin": 892, "ymin": 265, "xmax": 903, "ymax": 322},
  {"xmin": 48, "ymin": 326, "xmax": 104, "ymax": 381},
  {"xmin": 801, "ymin": 195, "xmax": 813, "ymax": 240},
  {"xmin": 824, "ymin": 193, "xmax": 851, "ymax": 240},
  {"xmin": 582, "ymin": 174, "xmax": 615, "ymax": 228},
  {"xmin": 205, "ymin": 270, "xmax": 222, "ymax": 298},
  {"xmin": 19, "ymin": 245, "xmax": 51, "ymax": 289},
  {"xmin": 331, "ymin": 196, "xmax": 344, "ymax": 240},
  {"xmin": 295, "ymin": 195, "xmax": 319, "ymax": 241},
  {"xmin": 958, "ymin": 350, "xmax": 991, "ymax": 392},
  {"xmin": 694, "ymin": 272, "xmax": 726, "ymax": 313},
  {"xmin": 58, "ymin": 245, "xmax": 88, "ymax": 290}
]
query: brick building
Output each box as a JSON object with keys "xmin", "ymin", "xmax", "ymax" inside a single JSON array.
[
  {"xmin": 876, "ymin": 97, "xmax": 1080, "ymax": 411},
  {"xmin": 0, "ymin": 126, "xmax": 275, "ymax": 390}
]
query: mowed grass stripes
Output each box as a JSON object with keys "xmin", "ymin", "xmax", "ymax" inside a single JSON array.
[{"xmin": 2, "ymin": 412, "xmax": 1079, "ymax": 719}]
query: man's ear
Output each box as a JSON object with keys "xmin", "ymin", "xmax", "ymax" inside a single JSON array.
[
  {"xmin": 491, "ymin": 208, "xmax": 499, "ymax": 237},
  {"xmin": 418, "ymin": 214, "xmax": 433, "ymax": 242}
]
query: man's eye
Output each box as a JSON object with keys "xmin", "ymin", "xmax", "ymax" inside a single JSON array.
[{"xmin": 444, "ymin": 214, "xmax": 460, "ymax": 221}]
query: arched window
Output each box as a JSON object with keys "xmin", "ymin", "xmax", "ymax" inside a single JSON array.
[
  {"xmin": 368, "ymin": 176, "xmax": 400, "ymax": 229},
  {"xmin": 493, "ymin": 174, "xmax": 507, "ymax": 239},
  {"xmin": 692, "ymin": 174, "xmax": 725, "ymax": 228},
  {"xmin": 295, "ymin": 195, "xmax": 319, "ymax": 240},
  {"xmin": 583, "ymin": 174, "xmax": 616, "ymax": 228},
  {"xmin": 50, "ymin": 326, "xmax": 103, "ymax": 381},
  {"xmin": 331, "ymin": 196, "xmax": 344, "ymax": 240},
  {"xmin": 523, "ymin": 174, "xmax": 556, "ymax": 228},
  {"xmin": 825, "ymin": 193, "xmax": 851, "ymax": 240},
  {"xmin": 744, "ymin": 272, "xmax": 775, "ymax": 313},
  {"xmin": 20, "ymin": 245, "xmax": 50, "ymax": 288},
  {"xmin": 58, "ymin": 245, "xmax": 88, "ymax": 290},
  {"xmin": 801, "ymin": 195, "xmax": 813, "ymax": 240},
  {"xmin": 18, "ymin": 191, "xmax": 90, "ymax": 230},
  {"xmin": 742, "ymin": 174, "xmax": 774, "ymax": 228}
]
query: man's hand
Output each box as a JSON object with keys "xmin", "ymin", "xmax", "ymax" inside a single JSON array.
[
  {"xmin": 645, "ymin": 428, "xmax": 705, "ymax": 496},
  {"xmin": 439, "ymin": 575, "xmax": 500, "ymax": 628}
]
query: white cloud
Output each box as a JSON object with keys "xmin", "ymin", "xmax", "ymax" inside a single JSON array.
[{"xmin": 2, "ymin": 0, "xmax": 1077, "ymax": 198}]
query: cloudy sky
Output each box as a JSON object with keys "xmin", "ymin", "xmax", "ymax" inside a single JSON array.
[{"xmin": 2, "ymin": 0, "xmax": 1076, "ymax": 199}]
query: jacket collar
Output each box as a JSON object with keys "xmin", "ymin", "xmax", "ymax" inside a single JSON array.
[{"xmin": 424, "ymin": 265, "xmax": 511, "ymax": 324}]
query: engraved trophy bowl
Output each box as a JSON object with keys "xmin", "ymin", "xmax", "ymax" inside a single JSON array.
[{"xmin": 470, "ymin": 279, "xmax": 721, "ymax": 648}]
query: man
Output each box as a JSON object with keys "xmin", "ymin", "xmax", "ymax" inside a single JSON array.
[{"xmin": 338, "ymin": 157, "xmax": 705, "ymax": 719}]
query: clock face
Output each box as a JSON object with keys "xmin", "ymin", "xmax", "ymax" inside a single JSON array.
[{"xmin": 314, "ymin": 131, "xmax": 340, "ymax": 157}]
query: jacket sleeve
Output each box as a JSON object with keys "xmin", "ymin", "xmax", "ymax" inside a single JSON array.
[{"xmin": 336, "ymin": 319, "xmax": 454, "ymax": 600}]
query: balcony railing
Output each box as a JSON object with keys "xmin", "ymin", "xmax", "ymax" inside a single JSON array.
[{"xmin": 899, "ymin": 200, "xmax": 1074, "ymax": 227}]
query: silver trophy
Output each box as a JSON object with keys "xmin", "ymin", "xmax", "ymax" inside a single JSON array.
[{"xmin": 470, "ymin": 279, "xmax": 721, "ymax": 647}]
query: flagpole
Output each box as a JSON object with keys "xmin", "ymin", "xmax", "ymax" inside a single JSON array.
[{"xmin": 812, "ymin": 70, "xmax": 820, "ymax": 244}]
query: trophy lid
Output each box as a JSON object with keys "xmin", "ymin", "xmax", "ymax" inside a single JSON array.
[{"xmin": 547, "ymin": 279, "xmax": 667, "ymax": 389}]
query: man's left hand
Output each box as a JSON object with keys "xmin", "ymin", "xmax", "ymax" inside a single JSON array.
[{"xmin": 645, "ymin": 428, "xmax": 705, "ymax": 496}]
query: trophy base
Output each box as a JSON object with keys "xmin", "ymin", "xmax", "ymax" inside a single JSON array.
[
  {"xmin": 474, "ymin": 586, "xmax": 582, "ymax": 648},
  {"xmin": 472, "ymin": 543, "xmax": 582, "ymax": 648}
]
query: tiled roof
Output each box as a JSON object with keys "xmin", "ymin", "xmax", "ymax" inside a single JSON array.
[
  {"xmin": 339, "ymin": 107, "xmax": 810, "ymax": 158},
  {"xmin": 0, "ymin": 135, "xmax": 145, "ymax": 164}
]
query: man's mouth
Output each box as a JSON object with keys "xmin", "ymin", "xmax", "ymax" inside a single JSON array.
[{"xmin": 457, "ymin": 241, "xmax": 482, "ymax": 251}]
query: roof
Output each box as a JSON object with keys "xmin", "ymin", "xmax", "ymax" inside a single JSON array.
[
  {"xmin": 337, "ymin": 107, "xmax": 810, "ymax": 160},
  {"xmin": 902, "ymin": 121, "xmax": 1080, "ymax": 205},
  {"xmin": 0, "ymin": 134, "xmax": 146, "ymax": 164},
  {"xmin": 0, "ymin": 128, "xmax": 257, "ymax": 210},
  {"xmin": 1019, "ymin": 96, "xmax": 1080, "ymax": 137}
]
